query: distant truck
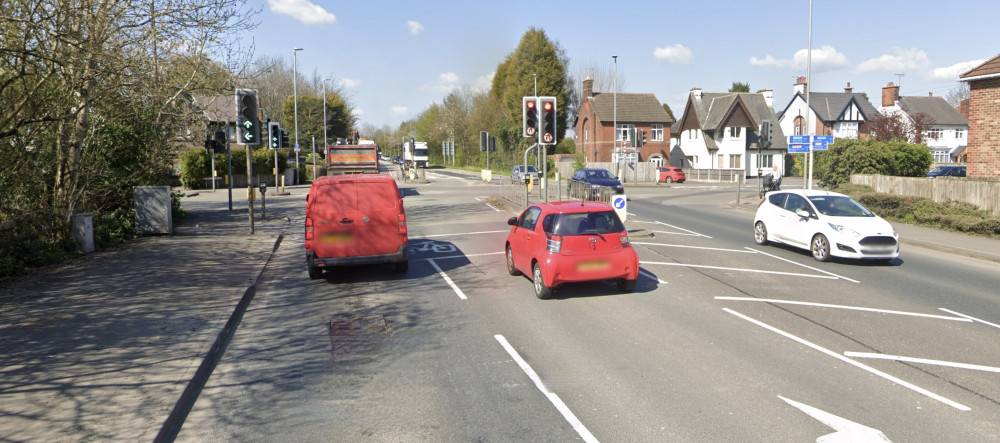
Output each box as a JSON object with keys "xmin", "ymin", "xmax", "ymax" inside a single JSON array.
[
  {"xmin": 326, "ymin": 139, "xmax": 379, "ymax": 175},
  {"xmin": 402, "ymin": 138, "xmax": 429, "ymax": 168}
]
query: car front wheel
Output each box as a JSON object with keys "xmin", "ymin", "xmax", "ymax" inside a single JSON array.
[
  {"xmin": 533, "ymin": 262, "xmax": 552, "ymax": 300},
  {"xmin": 811, "ymin": 234, "xmax": 831, "ymax": 262},
  {"xmin": 617, "ymin": 278, "xmax": 637, "ymax": 292},
  {"xmin": 754, "ymin": 221, "xmax": 768, "ymax": 245},
  {"xmin": 506, "ymin": 245, "xmax": 520, "ymax": 276}
]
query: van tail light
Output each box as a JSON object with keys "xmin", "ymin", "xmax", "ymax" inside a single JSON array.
[
  {"xmin": 547, "ymin": 235, "xmax": 562, "ymax": 253},
  {"xmin": 305, "ymin": 217, "xmax": 314, "ymax": 240},
  {"xmin": 620, "ymin": 231, "xmax": 631, "ymax": 248},
  {"xmin": 398, "ymin": 212, "xmax": 407, "ymax": 236}
]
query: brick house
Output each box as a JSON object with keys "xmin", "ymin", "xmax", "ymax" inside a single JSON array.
[
  {"xmin": 574, "ymin": 77, "xmax": 674, "ymax": 166},
  {"xmin": 959, "ymin": 53, "xmax": 1000, "ymax": 178},
  {"xmin": 877, "ymin": 84, "xmax": 969, "ymax": 164},
  {"xmin": 674, "ymin": 88, "xmax": 787, "ymax": 176}
]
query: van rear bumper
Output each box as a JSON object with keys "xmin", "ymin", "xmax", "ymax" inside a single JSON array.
[{"xmin": 307, "ymin": 245, "xmax": 408, "ymax": 268}]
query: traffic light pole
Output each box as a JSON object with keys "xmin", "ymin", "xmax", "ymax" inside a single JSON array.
[
  {"xmin": 227, "ymin": 137, "xmax": 233, "ymax": 211},
  {"xmin": 246, "ymin": 144, "xmax": 254, "ymax": 235}
]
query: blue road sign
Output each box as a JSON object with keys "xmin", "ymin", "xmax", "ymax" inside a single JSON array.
[
  {"xmin": 613, "ymin": 196, "xmax": 626, "ymax": 210},
  {"xmin": 789, "ymin": 143, "xmax": 809, "ymax": 153},
  {"xmin": 812, "ymin": 140, "xmax": 828, "ymax": 151},
  {"xmin": 814, "ymin": 135, "xmax": 834, "ymax": 144},
  {"xmin": 788, "ymin": 135, "xmax": 810, "ymax": 144}
]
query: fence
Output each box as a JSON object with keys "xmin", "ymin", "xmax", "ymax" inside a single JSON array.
[
  {"xmin": 851, "ymin": 174, "xmax": 1000, "ymax": 216},
  {"xmin": 552, "ymin": 162, "xmax": 744, "ymax": 184}
]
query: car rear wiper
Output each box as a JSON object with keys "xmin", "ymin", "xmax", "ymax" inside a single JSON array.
[{"xmin": 585, "ymin": 229, "xmax": 606, "ymax": 241}]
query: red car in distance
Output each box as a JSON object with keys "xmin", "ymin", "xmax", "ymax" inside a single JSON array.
[
  {"xmin": 505, "ymin": 201, "xmax": 639, "ymax": 299},
  {"xmin": 656, "ymin": 166, "xmax": 686, "ymax": 183}
]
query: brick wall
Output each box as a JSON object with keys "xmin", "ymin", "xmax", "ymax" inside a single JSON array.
[{"xmin": 967, "ymin": 77, "xmax": 1000, "ymax": 178}]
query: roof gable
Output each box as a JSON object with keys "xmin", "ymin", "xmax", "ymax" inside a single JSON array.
[
  {"xmin": 960, "ymin": 53, "xmax": 1000, "ymax": 81},
  {"xmin": 779, "ymin": 92, "xmax": 877, "ymax": 122}
]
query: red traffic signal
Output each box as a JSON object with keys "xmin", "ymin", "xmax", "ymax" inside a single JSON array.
[
  {"xmin": 539, "ymin": 96, "xmax": 556, "ymax": 145},
  {"xmin": 523, "ymin": 96, "xmax": 538, "ymax": 138}
]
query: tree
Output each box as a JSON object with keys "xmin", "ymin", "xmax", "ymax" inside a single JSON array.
[
  {"xmin": 869, "ymin": 110, "xmax": 932, "ymax": 144},
  {"xmin": 729, "ymin": 82, "xmax": 751, "ymax": 93},
  {"xmin": 945, "ymin": 82, "xmax": 970, "ymax": 107},
  {"xmin": 815, "ymin": 139, "xmax": 932, "ymax": 187},
  {"xmin": 662, "ymin": 103, "xmax": 676, "ymax": 121}
]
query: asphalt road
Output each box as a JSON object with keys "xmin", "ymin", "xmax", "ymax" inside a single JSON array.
[{"xmin": 177, "ymin": 169, "xmax": 1000, "ymax": 442}]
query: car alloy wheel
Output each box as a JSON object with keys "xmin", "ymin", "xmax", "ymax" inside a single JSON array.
[
  {"xmin": 533, "ymin": 262, "xmax": 552, "ymax": 300},
  {"xmin": 506, "ymin": 245, "xmax": 520, "ymax": 276},
  {"xmin": 754, "ymin": 221, "xmax": 768, "ymax": 245},
  {"xmin": 665, "ymin": 177, "xmax": 674, "ymax": 183},
  {"xmin": 811, "ymin": 234, "xmax": 831, "ymax": 262}
]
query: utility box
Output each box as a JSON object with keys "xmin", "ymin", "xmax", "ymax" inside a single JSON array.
[
  {"xmin": 134, "ymin": 186, "xmax": 173, "ymax": 234},
  {"xmin": 71, "ymin": 212, "xmax": 94, "ymax": 254}
]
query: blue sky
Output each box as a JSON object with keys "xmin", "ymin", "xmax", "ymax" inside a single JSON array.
[{"xmin": 249, "ymin": 0, "xmax": 995, "ymax": 131}]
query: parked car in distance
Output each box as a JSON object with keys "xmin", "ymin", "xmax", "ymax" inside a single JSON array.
[
  {"xmin": 656, "ymin": 166, "xmax": 686, "ymax": 183},
  {"xmin": 305, "ymin": 174, "xmax": 408, "ymax": 279},
  {"xmin": 511, "ymin": 165, "xmax": 540, "ymax": 182},
  {"xmin": 753, "ymin": 189, "xmax": 898, "ymax": 262},
  {"xmin": 926, "ymin": 165, "xmax": 966, "ymax": 178},
  {"xmin": 571, "ymin": 168, "xmax": 625, "ymax": 195},
  {"xmin": 392, "ymin": 155, "xmax": 404, "ymax": 165},
  {"xmin": 505, "ymin": 201, "xmax": 639, "ymax": 299}
]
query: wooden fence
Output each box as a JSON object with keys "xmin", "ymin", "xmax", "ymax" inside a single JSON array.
[
  {"xmin": 851, "ymin": 174, "xmax": 1000, "ymax": 216},
  {"xmin": 551, "ymin": 162, "xmax": 743, "ymax": 184}
]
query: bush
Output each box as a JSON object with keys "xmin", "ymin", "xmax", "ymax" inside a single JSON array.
[
  {"xmin": 817, "ymin": 139, "xmax": 932, "ymax": 187},
  {"xmin": 841, "ymin": 185, "xmax": 1000, "ymax": 237},
  {"xmin": 180, "ymin": 149, "xmax": 211, "ymax": 189}
]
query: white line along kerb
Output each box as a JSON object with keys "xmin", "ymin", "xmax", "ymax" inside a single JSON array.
[{"xmin": 428, "ymin": 258, "xmax": 467, "ymax": 300}]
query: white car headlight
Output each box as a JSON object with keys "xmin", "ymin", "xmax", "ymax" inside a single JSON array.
[{"xmin": 828, "ymin": 223, "xmax": 860, "ymax": 237}]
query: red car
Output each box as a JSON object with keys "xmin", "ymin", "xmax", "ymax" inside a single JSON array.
[
  {"xmin": 505, "ymin": 201, "xmax": 639, "ymax": 299},
  {"xmin": 656, "ymin": 166, "xmax": 686, "ymax": 183}
]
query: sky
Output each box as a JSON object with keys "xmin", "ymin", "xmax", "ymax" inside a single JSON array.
[{"xmin": 247, "ymin": 0, "xmax": 996, "ymax": 132}]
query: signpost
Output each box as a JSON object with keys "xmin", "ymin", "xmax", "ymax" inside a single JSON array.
[{"xmin": 787, "ymin": 135, "xmax": 835, "ymax": 186}]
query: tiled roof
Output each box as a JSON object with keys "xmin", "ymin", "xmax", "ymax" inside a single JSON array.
[
  {"xmin": 588, "ymin": 92, "xmax": 674, "ymax": 124},
  {"xmin": 191, "ymin": 95, "xmax": 236, "ymax": 123},
  {"xmin": 687, "ymin": 92, "xmax": 787, "ymax": 149},
  {"xmin": 783, "ymin": 92, "xmax": 878, "ymax": 122},
  {"xmin": 898, "ymin": 96, "xmax": 968, "ymax": 125},
  {"xmin": 960, "ymin": 53, "xmax": 1000, "ymax": 80}
]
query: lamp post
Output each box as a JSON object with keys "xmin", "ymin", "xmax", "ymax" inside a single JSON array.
[
  {"xmin": 323, "ymin": 78, "xmax": 330, "ymax": 151},
  {"xmin": 806, "ymin": 1, "xmax": 813, "ymax": 189},
  {"xmin": 613, "ymin": 55, "xmax": 618, "ymax": 173},
  {"xmin": 293, "ymin": 47, "xmax": 303, "ymax": 183}
]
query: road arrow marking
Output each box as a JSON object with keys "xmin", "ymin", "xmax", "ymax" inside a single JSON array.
[{"xmin": 778, "ymin": 396, "xmax": 891, "ymax": 442}]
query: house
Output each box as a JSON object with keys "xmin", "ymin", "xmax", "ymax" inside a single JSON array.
[
  {"xmin": 574, "ymin": 77, "xmax": 674, "ymax": 166},
  {"xmin": 877, "ymin": 83, "xmax": 969, "ymax": 164},
  {"xmin": 673, "ymin": 88, "xmax": 787, "ymax": 176},
  {"xmin": 959, "ymin": 53, "xmax": 1000, "ymax": 178},
  {"xmin": 777, "ymin": 77, "xmax": 879, "ymax": 141}
]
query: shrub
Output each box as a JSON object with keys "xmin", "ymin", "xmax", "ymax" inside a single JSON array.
[
  {"xmin": 817, "ymin": 139, "xmax": 932, "ymax": 187},
  {"xmin": 180, "ymin": 149, "xmax": 211, "ymax": 189}
]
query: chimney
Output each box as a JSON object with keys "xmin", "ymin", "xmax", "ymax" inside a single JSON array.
[
  {"xmin": 882, "ymin": 82, "xmax": 900, "ymax": 107},
  {"xmin": 793, "ymin": 76, "xmax": 807, "ymax": 95},
  {"xmin": 844, "ymin": 82, "xmax": 852, "ymax": 94},
  {"xmin": 583, "ymin": 76, "xmax": 594, "ymax": 98},
  {"xmin": 928, "ymin": 92, "xmax": 933, "ymax": 97},
  {"xmin": 758, "ymin": 89, "xmax": 774, "ymax": 108},
  {"xmin": 691, "ymin": 87, "xmax": 703, "ymax": 99},
  {"xmin": 958, "ymin": 98, "xmax": 970, "ymax": 118}
]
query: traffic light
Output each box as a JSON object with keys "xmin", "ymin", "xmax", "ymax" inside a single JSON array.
[
  {"xmin": 280, "ymin": 129, "xmax": 289, "ymax": 149},
  {"xmin": 480, "ymin": 131, "xmax": 488, "ymax": 152},
  {"xmin": 488, "ymin": 135, "xmax": 496, "ymax": 152},
  {"xmin": 204, "ymin": 138, "xmax": 216, "ymax": 155},
  {"xmin": 235, "ymin": 89, "xmax": 260, "ymax": 145},
  {"xmin": 522, "ymin": 96, "xmax": 538, "ymax": 138},
  {"xmin": 214, "ymin": 130, "xmax": 227, "ymax": 150},
  {"xmin": 760, "ymin": 120, "xmax": 772, "ymax": 149},
  {"xmin": 268, "ymin": 122, "xmax": 280, "ymax": 149},
  {"xmin": 638, "ymin": 129, "xmax": 647, "ymax": 147},
  {"xmin": 539, "ymin": 96, "xmax": 556, "ymax": 145}
]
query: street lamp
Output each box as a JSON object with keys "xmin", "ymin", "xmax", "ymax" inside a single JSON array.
[
  {"xmin": 613, "ymin": 55, "xmax": 617, "ymax": 169},
  {"xmin": 293, "ymin": 47, "xmax": 303, "ymax": 182},
  {"xmin": 323, "ymin": 78, "xmax": 331, "ymax": 150}
]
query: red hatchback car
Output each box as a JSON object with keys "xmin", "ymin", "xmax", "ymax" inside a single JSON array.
[
  {"xmin": 505, "ymin": 201, "xmax": 639, "ymax": 299},
  {"xmin": 656, "ymin": 166, "xmax": 686, "ymax": 183}
]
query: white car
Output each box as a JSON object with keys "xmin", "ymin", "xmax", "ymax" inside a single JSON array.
[{"xmin": 753, "ymin": 190, "xmax": 899, "ymax": 262}]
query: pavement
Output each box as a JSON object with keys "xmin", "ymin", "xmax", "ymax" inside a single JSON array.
[{"xmin": 2, "ymin": 177, "xmax": 999, "ymax": 440}]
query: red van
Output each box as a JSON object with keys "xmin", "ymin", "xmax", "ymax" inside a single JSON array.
[{"xmin": 304, "ymin": 174, "xmax": 408, "ymax": 279}]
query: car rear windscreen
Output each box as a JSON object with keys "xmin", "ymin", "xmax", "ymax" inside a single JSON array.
[{"xmin": 542, "ymin": 211, "xmax": 624, "ymax": 236}]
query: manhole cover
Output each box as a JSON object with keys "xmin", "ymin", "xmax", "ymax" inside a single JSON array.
[
  {"xmin": 328, "ymin": 315, "xmax": 391, "ymax": 360},
  {"xmin": 328, "ymin": 315, "xmax": 391, "ymax": 336}
]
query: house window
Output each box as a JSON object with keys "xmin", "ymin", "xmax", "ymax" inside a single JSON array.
[
  {"xmin": 616, "ymin": 124, "xmax": 635, "ymax": 141},
  {"xmin": 956, "ymin": 129, "xmax": 965, "ymax": 139},
  {"xmin": 927, "ymin": 129, "xmax": 943, "ymax": 140},
  {"xmin": 728, "ymin": 127, "xmax": 742, "ymax": 138},
  {"xmin": 686, "ymin": 156, "xmax": 696, "ymax": 167},
  {"xmin": 759, "ymin": 155, "xmax": 773, "ymax": 168},
  {"xmin": 688, "ymin": 129, "xmax": 698, "ymax": 140},
  {"xmin": 729, "ymin": 154, "xmax": 742, "ymax": 169},
  {"xmin": 651, "ymin": 124, "xmax": 664, "ymax": 141},
  {"xmin": 794, "ymin": 116, "xmax": 806, "ymax": 136}
]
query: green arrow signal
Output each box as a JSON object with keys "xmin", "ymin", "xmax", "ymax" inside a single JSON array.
[{"xmin": 243, "ymin": 120, "xmax": 253, "ymax": 129}]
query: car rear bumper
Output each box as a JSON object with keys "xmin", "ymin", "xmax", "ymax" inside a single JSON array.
[
  {"xmin": 308, "ymin": 245, "xmax": 408, "ymax": 268},
  {"xmin": 541, "ymin": 250, "xmax": 639, "ymax": 287}
]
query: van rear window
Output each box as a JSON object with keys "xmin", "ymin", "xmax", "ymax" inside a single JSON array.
[{"xmin": 358, "ymin": 183, "xmax": 398, "ymax": 210}]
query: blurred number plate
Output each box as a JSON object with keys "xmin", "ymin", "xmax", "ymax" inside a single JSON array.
[
  {"xmin": 577, "ymin": 260, "xmax": 610, "ymax": 271},
  {"xmin": 320, "ymin": 232, "xmax": 353, "ymax": 243}
]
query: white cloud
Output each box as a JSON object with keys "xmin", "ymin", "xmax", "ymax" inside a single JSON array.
[
  {"xmin": 420, "ymin": 72, "xmax": 461, "ymax": 93},
  {"xmin": 438, "ymin": 72, "xmax": 460, "ymax": 84},
  {"xmin": 653, "ymin": 44, "xmax": 693, "ymax": 64},
  {"xmin": 855, "ymin": 47, "xmax": 931, "ymax": 73},
  {"xmin": 750, "ymin": 45, "xmax": 848, "ymax": 72},
  {"xmin": 266, "ymin": 0, "xmax": 336, "ymax": 25},
  {"xmin": 407, "ymin": 20, "xmax": 424, "ymax": 35},
  {"xmin": 390, "ymin": 106, "xmax": 409, "ymax": 115},
  {"xmin": 351, "ymin": 108, "xmax": 364, "ymax": 116},
  {"xmin": 929, "ymin": 59, "xmax": 987, "ymax": 80},
  {"xmin": 473, "ymin": 72, "xmax": 495, "ymax": 91},
  {"xmin": 339, "ymin": 78, "xmax": 361, "ymax": 88}
]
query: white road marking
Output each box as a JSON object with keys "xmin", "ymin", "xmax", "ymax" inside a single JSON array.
[
  {"xmin": 939, "ymin": 308, "xmax": 1000, "ymax": 330},
  {"xmin": 473, "ymin": 197, "xmax": 501, "ymax": 211},
  {"xmin": 724, "ymin": 308, "xmax": 970, "ymax": 411},
  {"xmin": 420, "ymin": 230, "xmax": 508, "ymax": 238},
  {"xmin": 844, "ymin": 352, "xmax": 1000, "ymax": 373},
  {"xmin": 653, "ymin": 221, "xmax": 711, "ymax": 238},
  {"xmin": 494, "ymin": 335, "xmax": 599, "ymax": 443},
  {"xmin": 639, "ymin": 269, "xmax": 667, "ymax": 284},
  {"xmin": 715, "ymin": 297, "xmax": 972, "ymax": 322},
  {"xmin": 641, "ymin": 261, "xmax": 839, "ymax": 280},
  {"xmin": 778, "ymin": 396, "xmax": 892, "ymax": 442},
  {"xmin": 633, "ymin": 241, "xmax": 757, "ymax": 254},
  {"xmin": 651, "ymin": 230, "xmax": 709, "ymax": 238},
  {"xmin": 745, "ymin": 247, "xmax": 859, "ymax": 283},
  {"xmin": 422, "ymin": 251, "xmax": 505, "ymax": 261},
  {"xmin": 428, "ymin": 258, "xmax": 467, "ymax": 300}
]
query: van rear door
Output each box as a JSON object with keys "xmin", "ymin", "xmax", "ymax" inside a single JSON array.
[
  {"xmin": 311, "ymin": 178, "xmax": 359, "ymax": 258},
  {"xmin": 356, "ymin": 178, "xmax": 404, "ymax": 256}
]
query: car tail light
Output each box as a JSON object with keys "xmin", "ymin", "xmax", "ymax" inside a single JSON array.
[
  {"xmin": 758, "ymin": 198, "xmax": 766, "ymax": 208},
  {"xmin": 547, "ymin": 235, "xmax": 562, "ymax": 253},
  {"xmin": 305, "ymin": 217, "xmax": 314, "ymax": 240},
  {"xmin": 398, "ymin": 212, "xmax": 407, "ymax": 236},
  {"xmin": 620, "ymin": 231, "xmax": 631, "ymax": 248}
]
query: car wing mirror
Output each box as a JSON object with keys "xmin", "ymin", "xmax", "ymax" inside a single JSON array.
[
  {"xmin": 795, "ymin": 209, "xmax": 811, "ymax": 219},
  {"xmin": 507, "ymin": 216, "xmax": 518, "ymax": 226}
]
